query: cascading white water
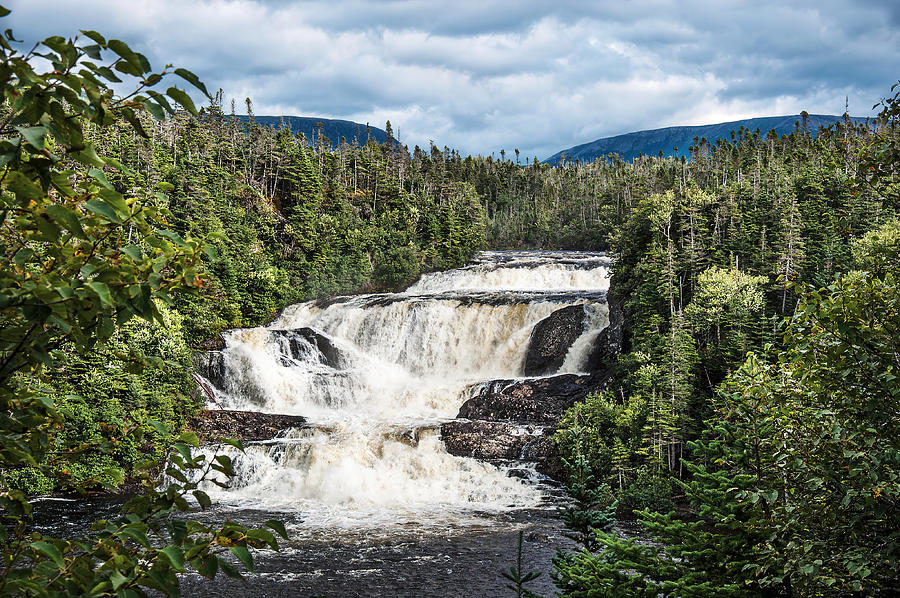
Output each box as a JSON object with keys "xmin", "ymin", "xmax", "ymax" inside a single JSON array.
[{"xmin": 198, "ymin": 251, "xmax": 612, "ymax": 529}]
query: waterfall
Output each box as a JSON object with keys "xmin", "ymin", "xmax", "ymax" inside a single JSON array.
[{"xmin": 197, "ymin": 251, "xmax": 612, "ymax": 529}]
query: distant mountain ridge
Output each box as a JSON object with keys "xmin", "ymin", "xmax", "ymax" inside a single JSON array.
[
  {"xmin": 544, "ymin": 114, "xmax": 870, "ymax": 164},
  {"xmin": 236, "ymin": 115, "xmax": 390, "ymax": 145}
]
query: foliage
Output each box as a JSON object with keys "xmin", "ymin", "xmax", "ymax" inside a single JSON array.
[
  {"xmin": 555, "ymin": 392, "xmax": 646, "ymax": 503},
  {"xmin": 852, "ymin": 216, "xmax": 900, "ymax": 274},
  {"xmin": 554, "ymin": 425, "xmax": 617, "ymax": 551},
  {"xmin": 552, "ymin": 263, "xmax": 900, "ymax": 595},
  {"xmin": 549, "ymin": 83, "xmax": 899, "ymax": 596},
  {"xmin": 0, "ymin": 11, "xmax": 285, "ymax": 596},
  {"xmin": 553, "ymin": 113, "xmax": 894, "ymax": 500}
]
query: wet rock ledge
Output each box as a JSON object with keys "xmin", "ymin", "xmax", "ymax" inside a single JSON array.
[
  {"xmin": 440, "ymin": 373, "xmax": 608, "ymax": 480},
  {"xmin": 189, "ymin": 409, "xmax": 307, "ymax": 444},
  {"xmin": 440, "ymin": 294, "xmax": 624, "ymax": 480}
]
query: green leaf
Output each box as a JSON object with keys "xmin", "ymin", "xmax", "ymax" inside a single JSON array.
[
  {"xmin": 88, "ymin": 166, "xmax": 114, "ymax": 190},
  {"xmin": 213, "ymin": 454, "xmax": 233, "ymax": 476},
  {"xmin": 118, "ymin": 526, "xmax": 151, "ymax": 549},
  {"xmin": 219, "ymin": 558, "xmax": 243, "ymax": 579},
  {"xmin": 71, "ymin": 143, "xmax": 106, "ymax": 167},
  {"xmin": 120, "ymin": 106, "xmax": 149, "ymax": 138},
  {"xmin": 229, "ymin": 545, "xmax": 254, "ymax": 572},
  {"xmin": 147, "ymin": 569, "xmax": 179, "ymax": 596},
  {"xmin": 173, "ymin": 441, "xmax": 194, "ymax": 464},
  {"xmin": 146, "ymin": 90, "xmax": 175, "ymax": 115},
  {"xmin": 86, "ymin": 281, "xmax": 113, "ymax": 306},
  {"xmin": 178, "ymin": 430, "xmax": 199, "ymax": 448},
  {"xmin": 31, "ymin": 541, "xmax": 64, "ymax": 569},
  {"xmin": 174, "ymin": 68, "xmax": 210, "ymax": 98},
  {"xmin": 265, "ymin": 519, "xmax": 288, "ymax": 540},
  {"xmin": 16, "ymin": 126, "xmax": 49, "ymax": 149},
  {"xmin": 193, "ymin": 490, "xmax": 212, "ymax": 509},
  {"xmin": 221, "ymin": 438, "xmax": 245, "ymax": 451},
  {"xmin": 196, "ymin": 555, "xmax": 218, "ymax": 578},
  {"xmin": 107, "ymin": 38, "xmax": 143, "ymax": 71},
  {"xmin": 142, "ymin": 99, "xmax": 166, "ymax": 121},
  {"xmin": 159, "ymin": 546, "xmax": 185, "ymax": 571},
  {"xmin": 245, "ymin": 528, "xmax": 277, "ymax": 548},
  {"xmin": 85, "ymin": 197, "xmax": 122, "ymax": 223},
  {"xmin": 98, "ymin": 188, "xmax": 130, "ymax": 218},
  {"xmin": 166, "ymin": 86, "xmax": 197, "ymax": 116},
  {"xmin": 123, "ymin": 245, "xmax": 143, "ymax": 261},
  {"xmin": 45, "ymin": 204, "xmax": 87, "ymax": 239},
  {"xmin": 5, "ymin": 171, "xmax": 42, "ymax": 205},
  {"xmin": 81, "ymin": 43, "xmax": 102, "ymax": 60},
  {"xmin": 109, "ymin": 569, "xmax": 129, "ymax": 590},
  {"xmin": 146, "ymin": 419, "xmax": 169, "ymax": 436},
  {"xmin": 80, "ymin": 29, "xmax": 106, "ymax": 45}
]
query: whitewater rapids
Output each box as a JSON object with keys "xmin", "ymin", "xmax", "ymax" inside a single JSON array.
[{"xmin": 195, "ymin": 250, "xmax": 612, "ymax": 530}]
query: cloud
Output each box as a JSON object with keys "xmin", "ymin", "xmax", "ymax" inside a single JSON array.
[{"xmin": 5, "ymin": 0, "xmax": 898, "ymax": 158}]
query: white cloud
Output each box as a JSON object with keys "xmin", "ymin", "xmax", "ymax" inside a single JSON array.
[{"xmin": 5, "ymin": 0, "xmax": 898, "ymax": 158}]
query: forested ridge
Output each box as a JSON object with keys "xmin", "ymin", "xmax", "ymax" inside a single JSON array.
[{"xmin": 0, "ymin": 8, "xmax": 898, "ymax": 595}]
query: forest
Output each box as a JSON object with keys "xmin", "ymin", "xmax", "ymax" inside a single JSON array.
[{"xmin": 0, "ymin": 12, "xmax": 897, "ymax": 597}]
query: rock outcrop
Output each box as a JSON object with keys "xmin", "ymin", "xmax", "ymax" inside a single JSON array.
[
  {"xmin": 193, "ymin": 327, "xmax": 347, "ymax": 394},
  {"xmin": 443, "ymin": 296, "xmax": 625, "ymax": 480},
  {"xmin": 582, "ymin": 294, "xmax": 623, "ymax": 373},
  {"xmin": 457, "ymin": 374, "xmax": 603, "ymax": 423},
  {"xmin": 441, "ymin": 420, "xmax": 564, "ymax": 479},
  {"xmin": 271, "ymin": 327, "xmax": 347, "ymax": 369},
  {"xmin": 194, "ymin": 351, "xmax": 226, "ymax": 390},
  {"xmin": 442, "ymin": 373, "xmax": 609, "ymax": 479},
  {"xmin": 522, "ymin": 305, "xmax": 587, "ymax": 376},
  {"xmin": 189, "ymin": 409, "xmax": 308, "ymax": 444}
]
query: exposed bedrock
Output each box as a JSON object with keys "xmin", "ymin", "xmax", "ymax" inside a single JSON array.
[
  {"xmin": 441, "ymin": 420, "xmax": 564, "ymax": 479},
  {"xmin": 194, "ymin": 350, "xmax": 226, "ymax": 389},
  {"xmin": 270, "ymin": 327, "xmax": 347, "ymax": 369},
  {"xmin": 583, "ymin": 293, "xmax": 623, "ymax": 373},
  {"xmin": 457, "ymin": 374, "xmax": 604, "ymax": 423},
  {"xmin": 189, "ymin": 409, "xmax": 308, "ymax": 444},
  {"xmin": 444, "ymin": 294, "xmax": 624, "ymax": 480},
  {"xmin": 442, "ymin": 373, "xmax": 610, "ymax": 480},
  {"xmin": 193, "ymin": 327, "xmax": 347, "ymax": 393},
  {"xmin": 522, "ymin": 305, "xmax": 588, "ymax": 376}
]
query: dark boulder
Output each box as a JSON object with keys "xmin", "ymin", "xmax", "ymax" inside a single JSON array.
[
  {"xmin": 446, "ymin": 373, "xmax": 611, "ymax": 480},
  {"xmin": 194, "ymin": 351, "xmax": 226, "ymax": 390},
  {"xmin": 194, "ymin": 334, "xmax": 226, "ymax": 352},
  {"xmin": 189, "ymin": 409, "xmax": 308, "ymax": 444},
  {"xmin": 458, "ymin": 374, "xmax": 604, "ymax": 424},
  {"xmin": 440, "ymin": 420, "xmax": 563, "ymax": 479},
  {"xmin": 271, "ymin": 327, "xmax": 347, "ymax": 369},
  {"xmin": 522, "ymin": 305, "xmax": 588, "ymax": 376}
]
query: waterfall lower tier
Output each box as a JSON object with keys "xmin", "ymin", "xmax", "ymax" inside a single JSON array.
[
  {"xmin": 193, "ymin": 250, "xmax": 614, "ymax": 529},
  {"xmin": 197, "ymin": 422, "xmax": 542, "ymax": 530}
]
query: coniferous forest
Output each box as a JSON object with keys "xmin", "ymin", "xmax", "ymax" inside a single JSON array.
[{"xmin": 0, "ymin": 8, "xmax": 898, "ymax": 597}]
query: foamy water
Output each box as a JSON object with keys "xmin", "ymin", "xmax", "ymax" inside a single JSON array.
[{"xmin": 195, "ymin": 251, "xmax": 612, "ymax": 528}]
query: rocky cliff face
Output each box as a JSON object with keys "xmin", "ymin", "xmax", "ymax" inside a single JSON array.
[
  {"xmin": 457, "ymin": 374, "xmax": 602, "ymax": 422},
  {"xmin": 271, "ymin": 327, "xmax": 347, "ymax": 369}
]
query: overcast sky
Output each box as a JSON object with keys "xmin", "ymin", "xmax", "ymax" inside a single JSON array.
[{"xmin": 6, "ymin": 0, "xmax": 900, "ymax": 158}]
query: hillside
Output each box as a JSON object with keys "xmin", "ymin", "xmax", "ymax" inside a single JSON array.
[
  {"xmin": 236, "ymin": 115, "xmax": 390, "ymax": 145},
  {"xmin": 545, "ymin": 114, "xmax": 870, "ymax": 164}
]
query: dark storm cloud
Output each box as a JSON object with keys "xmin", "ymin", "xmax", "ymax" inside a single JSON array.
[{"xmin": 5, "ymin": 0, "xmax": 899, "ymax": 158}]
